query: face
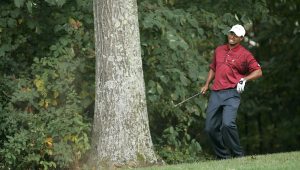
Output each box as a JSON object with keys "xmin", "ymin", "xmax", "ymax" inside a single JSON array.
[{"xmin": 227, "ymin": 31, "xmax": 243, "ymax": 46}]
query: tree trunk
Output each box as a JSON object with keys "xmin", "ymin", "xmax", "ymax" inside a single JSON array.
[{"xmin": 90, "ymin": 0, "xmax": 157, "ymax": 168}]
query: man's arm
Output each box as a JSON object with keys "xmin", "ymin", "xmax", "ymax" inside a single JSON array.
[
  {"xmin": 244, "ymin": 69, "xmax": 262, "ymax": 81},
  {"xmin": 237, "ymin": 69, "xmax": 262, "ymax": 93},
  {"xmin": 200, "ymin": 69, "xmax": 215, "ymax": 95}
]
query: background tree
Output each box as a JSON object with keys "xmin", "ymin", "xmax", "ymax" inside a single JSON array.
[{"xmin": 89, "ymin": 0, "xmax": 157, "ymax": 168}]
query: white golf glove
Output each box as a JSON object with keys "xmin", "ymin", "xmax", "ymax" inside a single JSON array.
[{"xmin": 237, "ymin": 78, "xmax": 247, "ymax": 93}]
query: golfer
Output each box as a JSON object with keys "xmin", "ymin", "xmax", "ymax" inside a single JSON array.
[{"xmin": 200, "ymin": 24, "xmax": 262, "ymax": 159}]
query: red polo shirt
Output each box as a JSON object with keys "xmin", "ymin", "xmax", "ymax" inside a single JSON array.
[{"xmin": 209, "ymin": 44, "xmax": 261, "ymax": 91}]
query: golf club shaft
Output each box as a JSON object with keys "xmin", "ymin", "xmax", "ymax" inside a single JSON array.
[{"xmin": 174, "ymin": 92, "xmax": 201, "ymax": 107}]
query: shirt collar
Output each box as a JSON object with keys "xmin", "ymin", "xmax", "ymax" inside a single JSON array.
[{"xmin": 226, "ymin": 44, "xmax": 241, "ymax": 52}]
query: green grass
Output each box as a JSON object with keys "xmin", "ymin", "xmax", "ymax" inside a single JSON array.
[{"xmin": 135, "ymin": 151, "xmax": 300, "ymax": 170}]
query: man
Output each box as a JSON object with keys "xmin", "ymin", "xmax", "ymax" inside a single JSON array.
[{"xmin": 200, "ymin": 24, "xmax": 262, "ymax": 159}]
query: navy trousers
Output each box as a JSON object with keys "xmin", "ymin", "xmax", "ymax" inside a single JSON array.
[{"xmin": 205, "ymin": 88, "xmax": 244, "ymax": 159}]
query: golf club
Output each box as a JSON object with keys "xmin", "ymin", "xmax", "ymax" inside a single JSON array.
[{"xmin": 173, "ymin": 92, "xmax": 202, "ymax": 107}]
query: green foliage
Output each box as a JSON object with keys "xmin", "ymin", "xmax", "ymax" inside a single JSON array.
[
  {"xmin": 238, "ymin": 0, "xmax": 300, "ymax": 154},
  {"xmin": 0, "ymin": 48, "xmax": 92, "ymax": 168},
  {"xmin": 44, "ymin": 0, "xmax": 67, "ymax": 7},
  {"xmin": 138, "ymin": 1, "xmax": 210, "ymax": 163},
  {"xmin": 14, "ymin": 0, "xmax": 26, "ymax": 8},
  {"xmin": 13, "ymin": 0, "xmax": 68, "ymax": 9},
  {"xmin": 0, "ymin": 0, "xmax": 94, "ymax": 169}
]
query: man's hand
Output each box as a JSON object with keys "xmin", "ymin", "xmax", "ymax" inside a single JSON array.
[
  {"xmin": 237, "ymin": 78, "xmax": 247, "ymax": 93},
  {"xmin": 200, "ymin": 85, "xmax": 209, "ymax": 95}
]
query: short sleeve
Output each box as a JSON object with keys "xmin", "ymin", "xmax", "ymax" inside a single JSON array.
[{"xmin": 209, "ymin": 51, "xmax": 216, "ymax": 72}]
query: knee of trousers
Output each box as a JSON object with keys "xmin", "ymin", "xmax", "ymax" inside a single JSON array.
[{"xmin": 221, "ymin": 122, "xmax": 237, "ymax": 130}]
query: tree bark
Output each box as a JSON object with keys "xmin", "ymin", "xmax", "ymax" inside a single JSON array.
[{"xmin": 90, "ymin": 0, "xmax": 157, "ymax": 168}]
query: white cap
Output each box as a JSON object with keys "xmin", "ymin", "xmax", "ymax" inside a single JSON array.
[{"xmin": 229, "ymin": 24, "xmax": 246, "ymax": 37}]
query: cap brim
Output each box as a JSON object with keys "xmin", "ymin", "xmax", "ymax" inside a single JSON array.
[{"xmin": 229, "ymin": 29, "xmax": 243, "ymax": 37}]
